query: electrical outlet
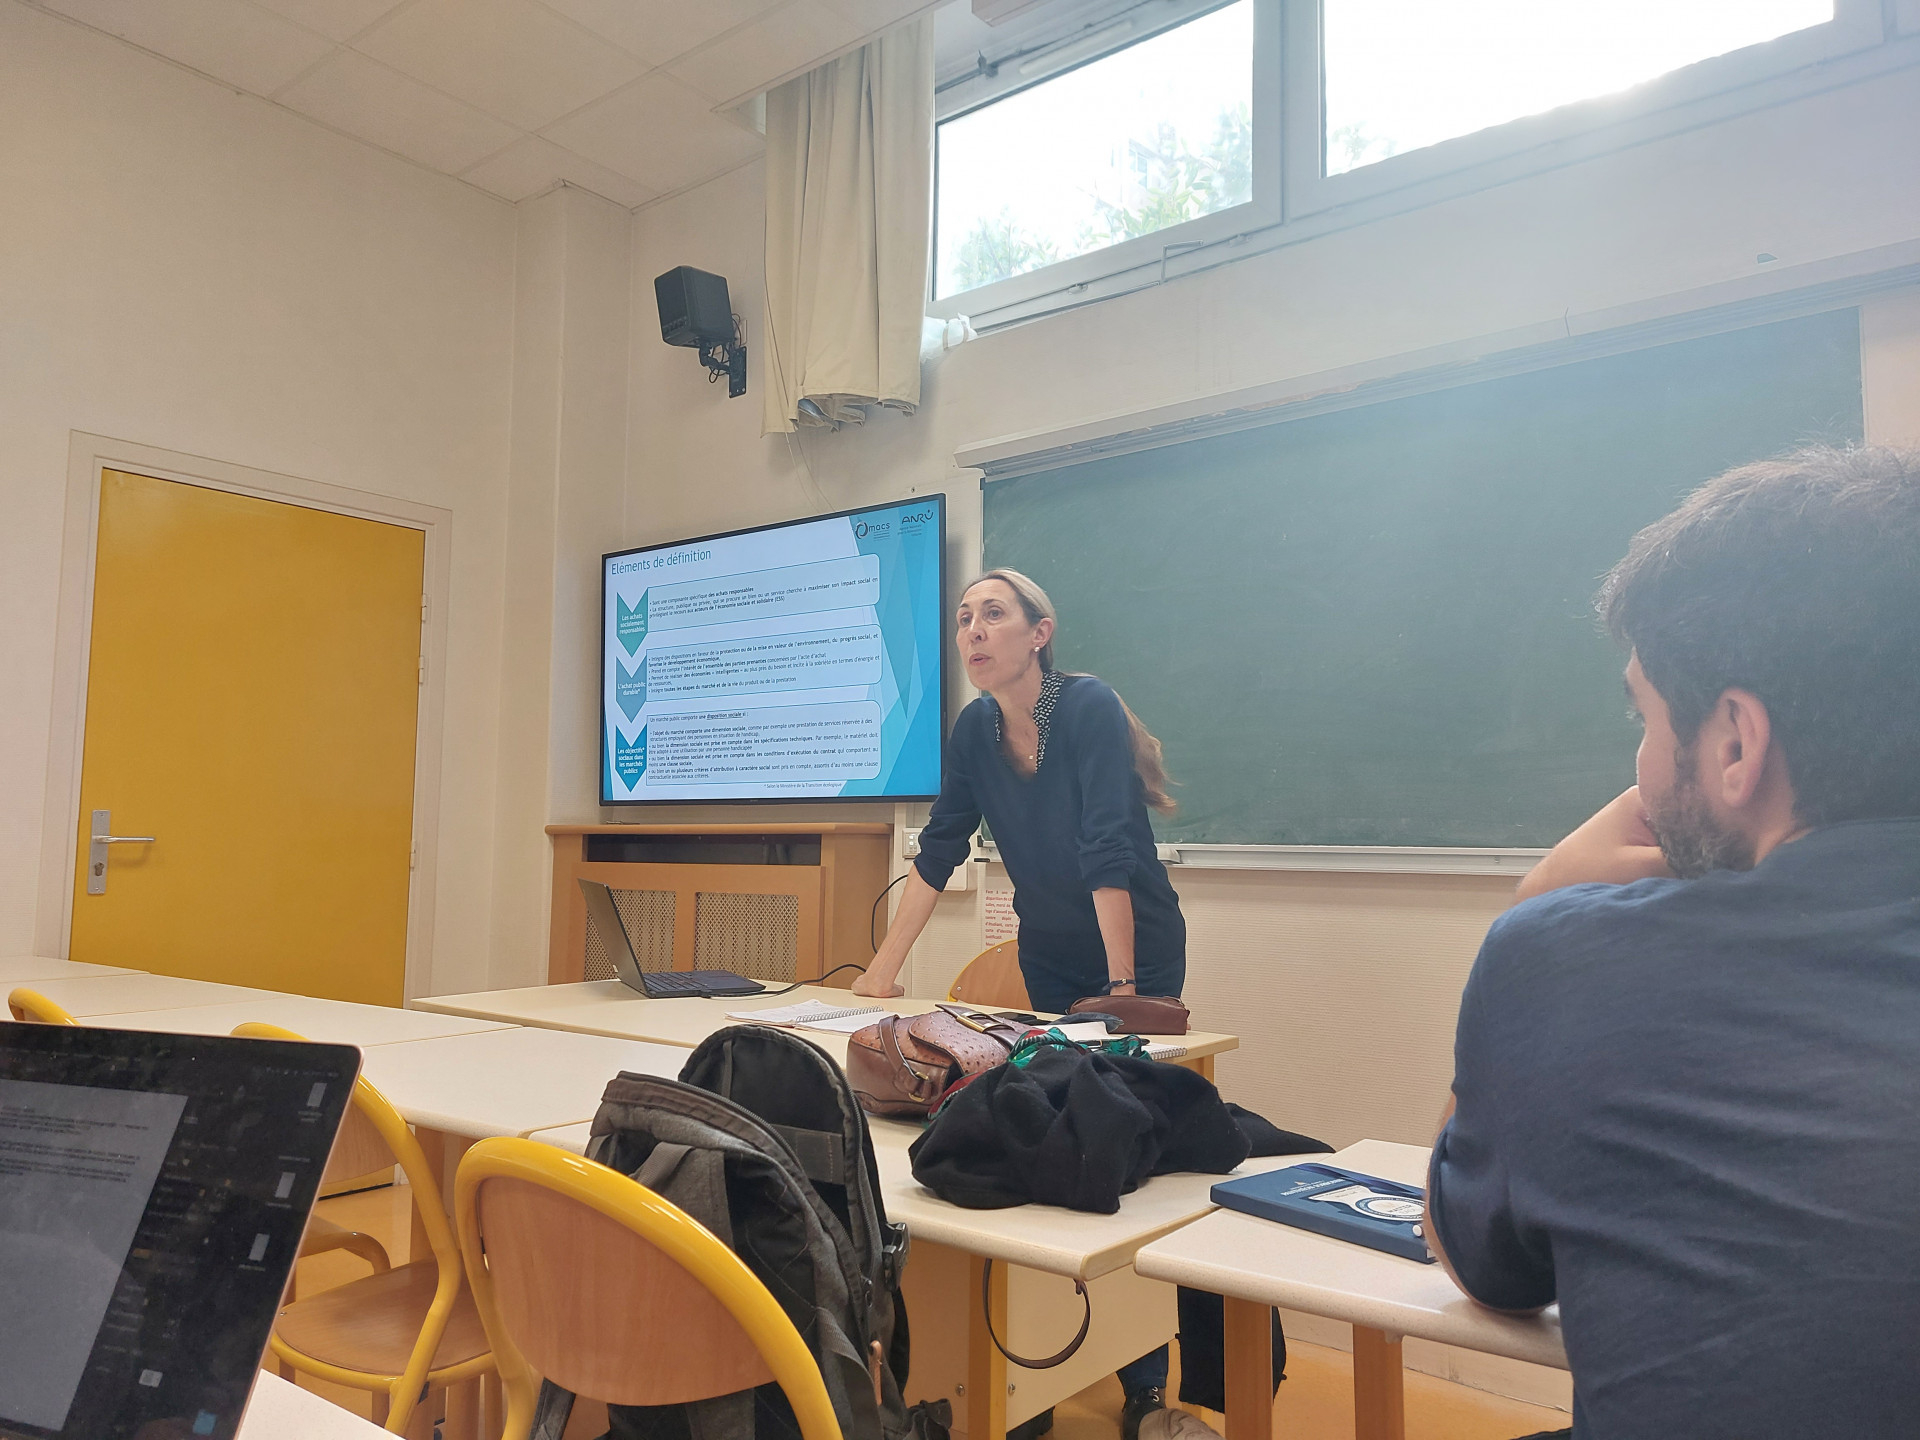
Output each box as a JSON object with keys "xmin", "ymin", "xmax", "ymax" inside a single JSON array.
[{"xmin": 899, "ymin": 828, "xmax": 974, "ymax": 890}]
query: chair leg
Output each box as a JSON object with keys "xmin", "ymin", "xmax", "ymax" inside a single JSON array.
[
  {"xmin": 445, "ymin": 1378, "xmax": 482, "ymax": 1440},
  {"xmin": 402, "ymin": 1387, "xmax": 438, "ymax": 1440},
  {"xmin": 482, "ymin": 1372, "xmax": 503, "ymax": 1437}
]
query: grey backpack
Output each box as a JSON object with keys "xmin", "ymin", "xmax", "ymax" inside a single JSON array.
[{"xmin": 529, "ymin": 1026, "xmax": 913, "ymax": 1440}]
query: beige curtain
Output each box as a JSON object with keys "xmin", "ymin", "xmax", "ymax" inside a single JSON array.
[{"xmin": 762, "ymin": 18, "xmax": 934, "ymax": 435}]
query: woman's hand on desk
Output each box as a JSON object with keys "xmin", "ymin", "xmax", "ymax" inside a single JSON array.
[
  {"xmin": 851, "ymin": 969, "xmax": 905, "ymax": 999},
  {"xmin": 1515, "ymin": 786, "xmax": 1673, "ymax": 903}
]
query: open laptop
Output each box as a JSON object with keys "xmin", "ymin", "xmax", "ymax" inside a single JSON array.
[
  {"xmin": 0, "ymin": 1022, "xmax": 359, "ymax": 1440},
  {"xmin": 580, "ymin": 878, "xmax": 767, "ymax": 998}
]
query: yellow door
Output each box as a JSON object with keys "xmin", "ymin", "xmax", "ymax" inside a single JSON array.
[{"xmin": 71, "ymin": 470, "xmax": 424, "ymax": 1004}]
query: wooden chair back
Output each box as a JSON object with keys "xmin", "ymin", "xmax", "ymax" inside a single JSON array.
[
  {"xmin": 320, "ymin": 1103, "xmax": 396, "ymax": 1193},
  {"xmin": 7, "ymin": 987, "xmax": 78, "ymax": 1024},
  {"xmin": 946, "ymin": 940, "xmax": 1030, "ymax": 1009},
  {"xmin": 473, "ymin": 1177, "xmax": 773, "ymax": 1405},
  {"xmin": 456, "ymin": 1139, "xmax": 843, "ymax": 1440}
]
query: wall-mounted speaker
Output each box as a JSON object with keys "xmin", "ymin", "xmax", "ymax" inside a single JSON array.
[{"xmin": 654, "ymin": 266, "xmax": 734, "ymax": 348}]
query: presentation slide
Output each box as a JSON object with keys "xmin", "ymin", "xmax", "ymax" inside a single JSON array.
[
  {"xmin": 602, "ymin": 497, "xmax": 945, "ymax": 802},
  {"xmin": 0, "ymin": 1078, "xmax": 186, "ymax": 1430}
]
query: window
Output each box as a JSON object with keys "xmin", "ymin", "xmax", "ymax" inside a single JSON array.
[
  {"xmin": 934, "ymin": 0, "xmax": 1892, "ymax": 321},
  {"xmin": 934, "ymin": 1, "xmax": 1267, "ymax": 303},
  {"xmin": 1322, "ymin": 1, "xmax": 1836, "ymax": 177},
  {"xmin": 1285, "ymin": 0, "xmax": 1884, "ymax": 217}
]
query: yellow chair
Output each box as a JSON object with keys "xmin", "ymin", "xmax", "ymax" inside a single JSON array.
[
  {"xmin": 454, "ymin": 1137, "xmax": 844, "ymax": 1440},
  {"xmin": 287, "ymin": 1101, "xmax": 394, "ymax": 1299},
  {"xmin": 232, "ymin": 1023, "xmax": 491, "ymax": 1436},
  {"xmin": 946, "ymin": 939, "xmax": 1031, "ymax": 1009},
  {"xmin": 7, "ymin": 987, "xmax": 79, "ymax": 1024}
]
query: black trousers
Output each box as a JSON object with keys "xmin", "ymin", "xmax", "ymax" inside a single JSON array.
[{"xmin": 1174, "ymin": 1290, "xmax": 1287, "ymax": 1410}]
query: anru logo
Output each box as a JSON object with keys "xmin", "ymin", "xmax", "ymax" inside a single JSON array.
[{"xmin": 899, "ymin": 506, "xmax": 935, "ymax": 531}]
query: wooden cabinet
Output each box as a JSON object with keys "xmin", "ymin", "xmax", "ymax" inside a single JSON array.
[{"xmin": 546, "ymin": 824, "xmax": 893, "ymax": 987}]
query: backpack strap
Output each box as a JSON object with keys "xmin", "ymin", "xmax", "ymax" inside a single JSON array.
[{"xmin": 772, "ymin": 1123, "xmax": 846, "ymax": 1186}]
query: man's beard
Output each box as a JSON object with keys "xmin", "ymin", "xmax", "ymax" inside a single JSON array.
[{"xmin": 1646, "ymin": 745, "xmax": 1756, "ymax": 879}]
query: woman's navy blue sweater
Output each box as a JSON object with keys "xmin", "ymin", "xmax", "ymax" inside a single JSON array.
[{"xmin": 913, "ymin": 674, "xmax": 1185, "ymax": 993}]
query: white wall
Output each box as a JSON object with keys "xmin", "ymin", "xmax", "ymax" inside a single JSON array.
[
  {"xmin": 488, "ymin": 184, "xmax": 633, "ymax": 989},
  {"xmin": 626, "ymin": 57, "xmax": 1920, "ymax": 1150},
  {"xmin": 0, "ymin": 2, "xmax": 518, "ymax": 995}
]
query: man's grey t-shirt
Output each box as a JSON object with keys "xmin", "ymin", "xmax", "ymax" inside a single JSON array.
[{"xmin": 1430, "ymin": 818, "xmax": 1920, "ymax": 1438}]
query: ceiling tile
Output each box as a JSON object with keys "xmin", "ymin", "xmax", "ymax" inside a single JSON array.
[
  {"xmin": 277, "ymin": 49, "xmax": 521, "ymax": 173},
  {"xmin": 534, "ymin": 0, "xmax": 786, "ymax": 67},
  {"xmin": 668, "ymin": 0, "xmax": 864, "ymax": 105},
  {"xmin": 246, "ymin": 0, "xmax": 407, "ymax": 43},
  {"xmin": 461, "ymin": 135, "xmax": 659, "ymax": 207},
  {"xmin": 816, "ymin": 0, "xmax": 937, "ymax": 34},
  {"xmin": 543, "ymin": 71, "xmax": 764, "ymax": 195},
  {"xmin": 353, "ymin": 0, "xmax": 646, "ymax": 131},
  {"xmin": 40, "ymin": 0, "xmax": 336, "ymax": 93}
]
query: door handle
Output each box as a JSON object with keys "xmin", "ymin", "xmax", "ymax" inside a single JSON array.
[{"xmin": 87, "ymin": 810, "xmax": 155, "ymax": 896}]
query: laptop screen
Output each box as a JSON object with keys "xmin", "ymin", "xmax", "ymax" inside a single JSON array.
[{"xmin": 0, "ymin": 1024, "xmax": 359, "ymax": 1440}]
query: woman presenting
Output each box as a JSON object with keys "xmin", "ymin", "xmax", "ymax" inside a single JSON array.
[{"xmin": 854, "ymin": 567, "xmax": 1191, "ymax": 1440}]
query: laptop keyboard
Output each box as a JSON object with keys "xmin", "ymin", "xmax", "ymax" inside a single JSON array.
[{"xmin": 645, "ymin": 970, "xmax": 753, "ymax": 996}]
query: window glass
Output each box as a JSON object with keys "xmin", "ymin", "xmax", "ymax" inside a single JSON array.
[
  {"xmin": 935, "ymin": 2, "xmax": 1254, "ymax": 299},
  {"xmin": 1323, "ymin": 0, "xmax": 1834, "ymax": 176}
]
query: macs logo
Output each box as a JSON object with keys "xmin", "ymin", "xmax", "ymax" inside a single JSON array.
[{"xmin": 855, "ymin": 518, "xmax": 891, "ymax": 539}]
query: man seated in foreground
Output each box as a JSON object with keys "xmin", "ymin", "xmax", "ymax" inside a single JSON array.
[{"xmin": 1427, "ymin": 445, "xmax": 1920, "ymax": 1438}]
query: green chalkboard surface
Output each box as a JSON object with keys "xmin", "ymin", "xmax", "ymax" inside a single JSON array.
[{"xmin": 982, "ymin": 309, "xmax": 1865, "ymax": 847}]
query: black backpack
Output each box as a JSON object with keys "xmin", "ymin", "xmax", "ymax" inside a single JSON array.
[{"xmin": 529, "ymin": 1026, "xmax": 914, "ymax": 1440}]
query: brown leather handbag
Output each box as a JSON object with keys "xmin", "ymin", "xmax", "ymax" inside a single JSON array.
[
  {"xmin": 845, "ymin": 1006, "xmax": 1025, "ymax": 1118},
  {"xmin": 1067, "ymin": 993, "xmax": 1191, "ymax": 1035}
]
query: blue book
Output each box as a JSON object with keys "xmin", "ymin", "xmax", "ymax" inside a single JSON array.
[{"xmin": 1210, "ymin": 1163, "xmax": 1436, "ymax": 1263}]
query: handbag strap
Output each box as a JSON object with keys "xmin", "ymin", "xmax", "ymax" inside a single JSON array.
[{"xmin": 980, "ymin": 1258, "xmax": 1090, "ymax": 1369}]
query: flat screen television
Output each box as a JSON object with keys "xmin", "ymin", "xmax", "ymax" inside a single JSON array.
[{"xmin": 601, "ymin": 496, "xmax": 946, "ymax": 804}]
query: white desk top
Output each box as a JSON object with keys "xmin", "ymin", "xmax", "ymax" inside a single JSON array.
[
  {"xmin": 357, "ymin": 1025, "xmax": 695, "ymax": 1139},
  {"xmin": 241, "ymin": 1373, "xmax": 389, "ymax": 1438},
  {"xmin": 1133, "ymin": 1140, "xmax": 1567, "ymax": 1369},
  {"xmin": 89, "ymin": 993, "xmax": 516, "ymax": 1046},
  {"xmin": 412, "ymin": 983, "xmax": 1239, "ymax": 1067},
  {"xmin": 19, "ymin": 972, "xmax": 279, "ymax": 1016},
  {"xmin": 0, "ymin": 954, "xmax": 140, "ymax": 982},
  {"xmin": 526, "ymin": 1110, "xmax": 1299, "ymax": 1282}
]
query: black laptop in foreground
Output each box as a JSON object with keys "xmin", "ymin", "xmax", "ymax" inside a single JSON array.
[{"xmin": 0, "ymin": 1022, "xmax": 359, "ymax": 1440}]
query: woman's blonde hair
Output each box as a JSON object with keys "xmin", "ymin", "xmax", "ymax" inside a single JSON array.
[{"xmin": 962, "ymin": 568, "xmax": 1178, "ymax": 814}]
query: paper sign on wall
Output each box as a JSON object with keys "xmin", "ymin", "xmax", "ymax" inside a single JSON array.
[{"xmin": 983, "ymin": 885, "xmax": 1018, "ymax": 947}]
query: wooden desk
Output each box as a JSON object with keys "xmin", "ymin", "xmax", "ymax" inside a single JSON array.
[
  {"xmin": 412, "ymin": 984, "xmax": 1238, "ymax": 1080},
  {"xmin": 356, "ymin": 1027, "xmax": 692, "ymax": 1141},
  {"xmin": 1133, "ymin": 1140, "xmax": 1567, "ymax": 1440},
  {"xmin": 242, "ymin": 1374, "xmax": 391, "ymax": 1438},
  {"xmin": 89, "ymin": 993, "xmax": 516, "ymax": 1046},
  {"xmin": 0, "ymin": 954, "xmax": 141, "ymax": 982},
  {"xmin": 19, "ymin": 972, "xmax": 278, "ymax": 1017}
]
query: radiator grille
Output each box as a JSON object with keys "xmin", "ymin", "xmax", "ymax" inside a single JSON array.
[
  {"xmin": 694, "ymin": 892, "xmax": 799, "ymax": 982},
  {"xmin": 583, "ymin": 888, "xmax": 676, "ymax": 981}
]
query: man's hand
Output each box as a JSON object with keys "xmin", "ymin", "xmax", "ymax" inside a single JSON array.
[
  {"xmin": 850, "ymin": 968, "xmax": 905, "ymax": 999},
  {"xmin": 1515, "ymin": 786, "xmax": 1673, "ymax": 902}
]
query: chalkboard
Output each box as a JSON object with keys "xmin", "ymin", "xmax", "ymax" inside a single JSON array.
[{"xmin": 981, "ymin": 309, "xmax": 1864, "ymax": 847}]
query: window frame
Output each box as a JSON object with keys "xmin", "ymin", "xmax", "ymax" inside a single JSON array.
[
  {"xmin": 1282, "ymin": 0, "xmax": 1887, "ymax": 217},
  {"xmin": 928, "ymin": 0, "xmax": 1282, "ymax": 320}
]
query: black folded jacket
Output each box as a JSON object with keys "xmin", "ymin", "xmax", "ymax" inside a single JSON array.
[{"xmin": 907, "ymin": 1044, "xmax": 1253, "ymax": 1213}]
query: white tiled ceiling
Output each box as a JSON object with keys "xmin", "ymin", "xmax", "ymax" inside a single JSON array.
[{"xmin": 27, "ymin": 0, "xmax": 944, "ymax": 209}]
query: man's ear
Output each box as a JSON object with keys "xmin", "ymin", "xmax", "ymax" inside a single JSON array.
[{"xmin": 1705, "ymin": 687, "xmax": 1775, "ymax": 809}]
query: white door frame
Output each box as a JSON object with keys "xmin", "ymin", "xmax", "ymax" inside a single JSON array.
[{"xmin": 36, "ymin": 432, "xmax": 453, "ymax": 1003}]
